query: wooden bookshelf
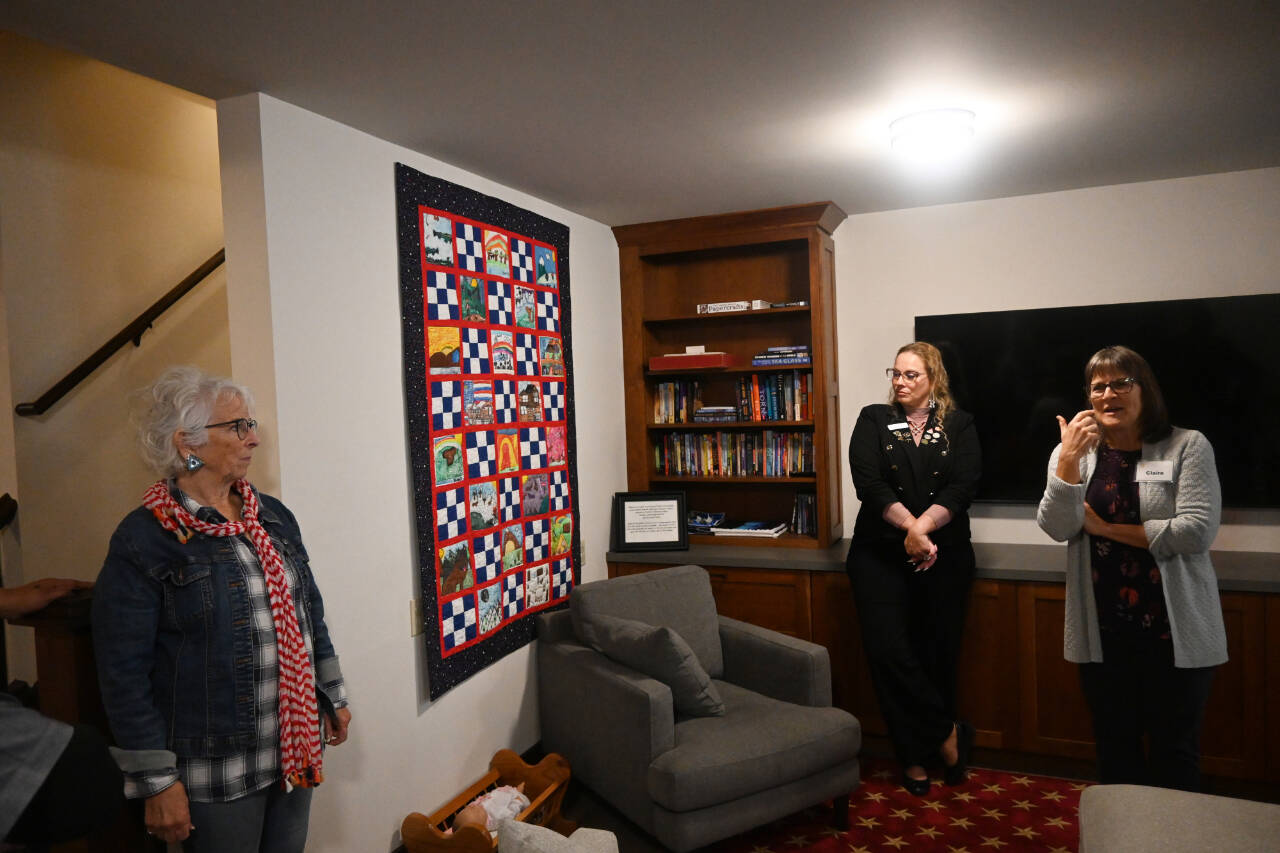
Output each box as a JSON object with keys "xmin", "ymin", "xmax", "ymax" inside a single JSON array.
[{"xmin": 613, "ymin": 202, "xmax": 846, "ymax": 548}]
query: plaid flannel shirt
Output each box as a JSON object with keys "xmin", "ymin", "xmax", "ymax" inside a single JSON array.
[{"xmin": 124, "ymin": 491, "xmax": 347, "ymax": 802}]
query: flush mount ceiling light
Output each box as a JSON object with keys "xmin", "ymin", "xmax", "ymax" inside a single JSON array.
[{"xmin": 889, "ymin": 108, "xmax": 976, "ymax": 159}]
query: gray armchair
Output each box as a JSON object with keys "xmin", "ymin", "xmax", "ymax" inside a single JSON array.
[{"xmin": 536, "ymin": 565, "xmax": 860, "ymax": 852}]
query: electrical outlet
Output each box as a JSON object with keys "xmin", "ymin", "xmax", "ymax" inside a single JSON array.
[{"xmin": 409, "ymin": 597, "xmax": 424, "ymax": 637}]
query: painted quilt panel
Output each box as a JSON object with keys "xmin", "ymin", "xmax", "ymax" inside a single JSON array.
[{"xmin": 395, "ymin": 164, "xmax": 580, "ymax": 699}]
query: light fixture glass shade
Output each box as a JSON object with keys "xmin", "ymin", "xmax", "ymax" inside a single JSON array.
[{"xmin": 889, "ymin": 108, "xmax": 976, "ymax": 158}]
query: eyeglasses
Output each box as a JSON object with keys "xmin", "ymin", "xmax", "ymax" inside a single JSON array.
[
  {"xmin": 1088, "ymin": 378, "xmax": 1138, "ymax": 398},
  {"xmin": 205, "ymin": 418, "xmax": 259, "ymax": 439},
  {"xmin": 886, "ymin": 369, "xmax": 926, "ymax": 382}
]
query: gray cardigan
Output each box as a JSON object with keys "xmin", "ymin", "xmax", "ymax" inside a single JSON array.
[{"xmin": 1037, "ymin": 427, "xmax": 1227, "ymax": 669}]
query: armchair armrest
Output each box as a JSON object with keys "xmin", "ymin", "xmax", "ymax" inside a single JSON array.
[
  {"xmin": 537, "ymin": 616, "xmax": 675, "ymax": 830},
  {"xmin": 718, "ymin": 615, "xmax": 832, "ymax": 707}
]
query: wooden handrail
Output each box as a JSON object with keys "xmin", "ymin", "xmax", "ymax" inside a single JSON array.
[{"xmin": 15, "ymin": 249, "xmax": 226, "ymax": 417}]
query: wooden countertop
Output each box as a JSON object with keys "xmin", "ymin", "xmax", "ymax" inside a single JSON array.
[{"xmin": 607, "ymin": 541, "xmax": 1280, "ymax": 593}]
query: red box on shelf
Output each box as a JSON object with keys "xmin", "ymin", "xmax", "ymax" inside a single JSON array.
[{"xmin": 648, "ymin": 352, "xmax": 740, "ymax": 371}]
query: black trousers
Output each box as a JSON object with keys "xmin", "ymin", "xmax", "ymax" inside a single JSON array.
[
  {"xmin": 7, "ymin": 723, "xmax": 124, "ymax": 846},
  {"xmin": 1078, "ymin": 632, "xmax": 1216, "ymax": 792},
  {"xmin": 848, "ymin": 539, "xmax": 974, "ymax": 767}
]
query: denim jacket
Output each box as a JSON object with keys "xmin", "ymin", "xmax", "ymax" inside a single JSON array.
[{"xmin": 92, "ymin": 489, "xmax": 342, "ymax": 776}]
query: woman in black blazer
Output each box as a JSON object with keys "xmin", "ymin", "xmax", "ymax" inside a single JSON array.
[{"xmin": 846, "ymin": 341, "xmax": 982, "ymax": 795}]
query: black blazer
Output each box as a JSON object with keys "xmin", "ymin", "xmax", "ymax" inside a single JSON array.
[{"xmin": 847, "ymin": 403, "xmax": 981, "ymax": 547}]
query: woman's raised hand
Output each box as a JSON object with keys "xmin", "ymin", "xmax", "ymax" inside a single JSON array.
[{"xmin": 1055, "ymin": 410, "xmax": 1099, "ymax": 483}]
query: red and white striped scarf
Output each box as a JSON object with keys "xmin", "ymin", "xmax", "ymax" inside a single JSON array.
[{"xmin": 143, "ymin": 479, "xmax": 323, "ymax": 790}]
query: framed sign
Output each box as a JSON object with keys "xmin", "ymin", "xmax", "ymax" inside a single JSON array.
[{"xmin": 611, "ymin": 491, "xmax": 687, "ymax": 552}]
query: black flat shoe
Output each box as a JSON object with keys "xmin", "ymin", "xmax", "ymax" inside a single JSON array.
[
  {"xmin": 944, "ymin": 720, "xmax": 975, "ymax": 786},
  {"xmin": 901, "ymin": 772, "xmax": 931, "ymax": 797}
]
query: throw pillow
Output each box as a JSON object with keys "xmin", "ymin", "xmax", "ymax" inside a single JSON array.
[{"xmin": 577, "ymin": 613, "xmax": 724, "ymax": 717}]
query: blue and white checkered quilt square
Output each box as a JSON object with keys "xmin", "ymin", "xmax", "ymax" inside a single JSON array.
[
  {"xmin": 516, "ymin": 334, "xmax": 538, "ymax": 375},
  {"xmin": 502, "ymin": 571, "xmax": 525, "ymax": 618},
  {"xmin": 499, "ymin": 477, "xmax": 521, "ymax": 521},
  {"xmin": 523, "ymin": 518, "xmax": 550, "ymax": 563},
  {"xmin": 471, "ymin": 530, "xmax": 502, "ymax": 583},
  {"xmin": 455, "ymin": 223, "xmax": 484, "ymax": 272},
  {"xmin": 460, "ymin": 327, "xmax": 490, "ymax": 374},
  {"xmin": 465, "ymin": 431, "xmax": 497, "ymax": 479},
  {"xmin": 486, "ymin": 280, "xmax": 512, "ymax": 326},
  {"xmin": 552, "ymin": 557, "xmax": 572, "ymax": 599},
  {"xmin": 435, "ymin": 487, "xmax": 468, "ymax": 541},
  {"xmin": 511, "ymin": 238, "xmax": 534, "ymax": 283},
  {"xmin": 494, "ymin": 380, "xmax": 517, "ymax": 424},
  {"xmin": 441, "ymin": 593, "xmax": 477, "ymax": 650},
  {"xmin": 520, "ymin": 427, "xmax": 547, "ymax": 469},
  {"xmin": 536, "ymin": 291, "xmax": 560, "ymax": 332},
  {"xmin": 541, "ymin": 382, "xmax": 565, "ymax": 422},
  {"xmin": 549, "ymin": 470, "xmax": 570, "ymax": 511},
  {"xmin": 425, "ymin": 272, "xmax": 459, "ymax": 321},
  {"xmin": 430, "ymin": 381, "xmax": 463, "ymax": 430}
]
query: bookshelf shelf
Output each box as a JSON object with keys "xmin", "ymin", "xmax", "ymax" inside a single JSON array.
[
  {"xmin": 650, "ymin": 475, "xmax": 818, "ymax": 485},
  {"xmin": 614, "ymin": 202, "xmax": 847, "ymax": 548},
  {"xmin": 646, "ymin": 420, "xmax": 815, "ymax": 430}
]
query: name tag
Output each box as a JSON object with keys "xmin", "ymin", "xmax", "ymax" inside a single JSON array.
[
  {"xmin": 1136, "ymin": 462, "xmax": 1173, "ymax": 482},
  {"xmin": 888, "ymin": 422, "xmax": 908, "ymax": 431}
]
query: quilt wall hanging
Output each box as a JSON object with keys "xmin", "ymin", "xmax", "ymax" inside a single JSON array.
[{"xmin": 395, "ymin": 163, "xmax": 581, "ymax": 700}]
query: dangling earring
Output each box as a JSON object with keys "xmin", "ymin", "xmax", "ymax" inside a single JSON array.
[
  {"xmin": 929, "ymin": 397, "xmax": 938, "ymax": 410},
  {"xmin": 184, "ymin": 453, "xmax": 205, "ymax": 472}
]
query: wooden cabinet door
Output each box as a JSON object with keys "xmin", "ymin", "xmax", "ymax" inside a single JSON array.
[
  {"xmin": 1016, "ymin": 583, "xmax": 1095, "ymax": 759},
  {"xmin": 1199, "ymin": 591, "xmax": 1266, "ymax": 780},
  {"xmin": 956, "ymin": 580, "xmax": 1022, "ymax": 751},
  {"xmin": 810, "ymin": 571, "xmax": 883, "ymax": 731},
  {"xmin": 704, "ymin": 567, "xmax": 812, "ymax": 639}
]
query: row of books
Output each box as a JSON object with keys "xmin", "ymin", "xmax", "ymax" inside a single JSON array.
[
  {"xmin": 652, "ymin": 380, "xmax": 703, "ymax": 424},
  {"xmin": 735, "ymin": 370, "xmax": 812, "ymax": 422},
  {"xmin": 653, "ymin": 431, "xmax": 814, "ymax": 478},
  {"xmin": 790, "ymin": 493, "xmax": 817, "ymax": 536}
]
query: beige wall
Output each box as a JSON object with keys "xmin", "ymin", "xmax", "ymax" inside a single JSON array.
[
  {"xmin": 833, "ymin": 167, "xmax": 1280, "ymax": 552},
  {"xmin": 216, "ymin": 93, "xmax": 626, "ymax": 852},
  {"xmin": 0, "ymin": 32, "xmax": 229, "ymax": 681}
]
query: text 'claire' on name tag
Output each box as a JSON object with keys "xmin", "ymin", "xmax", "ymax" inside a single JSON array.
[
  {"xmin": 1136, "ymin": 462, "xmax": 1173, "ymax": 482},
  {"xmin": 888, "ymin": 422, "xmax": 908, "ymax": 431}
]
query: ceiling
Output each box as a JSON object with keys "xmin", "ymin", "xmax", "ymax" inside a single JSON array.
[{"xmin": 4, "ymin": 1, "xmax": 1278, "ymax": 226}]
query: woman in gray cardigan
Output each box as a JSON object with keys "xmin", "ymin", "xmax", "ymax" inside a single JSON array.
[{"xmin": 1037, "ymin": 345, "xmax": 1225, "ymax": 792}]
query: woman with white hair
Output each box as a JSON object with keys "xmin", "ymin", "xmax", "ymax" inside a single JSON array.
[{"xmin": 92, "ymin": 366, "xmax": 352, "ymax": 852}]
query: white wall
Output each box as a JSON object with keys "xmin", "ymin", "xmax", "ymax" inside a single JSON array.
[
  {"xmin": 833, "ymin": 167, "xmax": 1280, "ymax": 552},
  {"xmin": 0, "ymin": 33, "xmax": 228, "ymax": 681},
  {"xmin": 217, "ymin": 94, "xmax": 626, "ymax": 852}
]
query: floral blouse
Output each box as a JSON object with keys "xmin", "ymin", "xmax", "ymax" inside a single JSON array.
[{"xmin": 1085, "ymin": 444, "xmax": 1171, "ymax": 639}]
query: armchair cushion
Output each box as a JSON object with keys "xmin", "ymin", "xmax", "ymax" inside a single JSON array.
[
  {"xmin": 571, "ymin": 564, "xmax": 724, "ymax": 677},
  {"xmin": 647, "ymin": 681, "xmax": 861, "ymax": 813},
  {"xmin": 577, "ymin": 613, "xmax": 724, "ymax": 717},
  {"xmin": 497, "ymin": 820, "xmax": 619, "ymax": 853}
]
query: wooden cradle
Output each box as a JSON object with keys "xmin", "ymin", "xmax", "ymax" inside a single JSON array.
[{"xmin": 401, "ymin": 750, "xmax": 576, "ymax": 853}]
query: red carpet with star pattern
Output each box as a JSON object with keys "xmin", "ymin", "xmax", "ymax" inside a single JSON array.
[{"xmin": 707, "ymin": 759, "xmax": 1088, "ymax": 853}]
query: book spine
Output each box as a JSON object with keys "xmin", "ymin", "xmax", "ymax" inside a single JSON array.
[
  {"xmin": 751, "ymin": 356, "xmax": 812, "ymax": 366},
  {"xmin": 696, "ymin": 300, "xmax": 752, "ymax": 314}
]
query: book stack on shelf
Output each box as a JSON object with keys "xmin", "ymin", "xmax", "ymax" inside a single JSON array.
[
  {"xmin": 711, "ymin": 520, "xmax": 788, "ymax": 538},
  {"xmin": 692, "ymin": 406, "xmax": 737, "ymax": 423},
  {"xmin": 687, "ymin": 510, "xmax": 726, "ymax": 534},
  {"xmin": 654, "ymin": 431, "xmax": 814, "ymax": 478},
  {"xmin": 790, "ymin": 493, "xmax": 816, "ymax": 535},
  {"xmin": 751, "ymin": 344, "xmax": 812, "ymax": 367},
  {"xmin": 653, "ymin": 379, "xmax": 702, "ymax": 423},
  {"xmin": 735, "ymin": 371, "xmax": 812, "ymax": 422}
]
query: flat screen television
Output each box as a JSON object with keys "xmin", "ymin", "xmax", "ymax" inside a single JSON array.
[{"xmin": 915, "ymin": 293, "xmax": 1280, "ymax": 508}]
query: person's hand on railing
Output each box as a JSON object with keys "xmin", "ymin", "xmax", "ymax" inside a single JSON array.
[{"xmin": 0, "ymin": 578, "xmax": 93, "ymax": 620}]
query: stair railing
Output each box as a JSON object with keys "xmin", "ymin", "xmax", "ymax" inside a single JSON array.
[{"xmin": 14, "ymin": 249, "xmax": 226, "ymax": 417}]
